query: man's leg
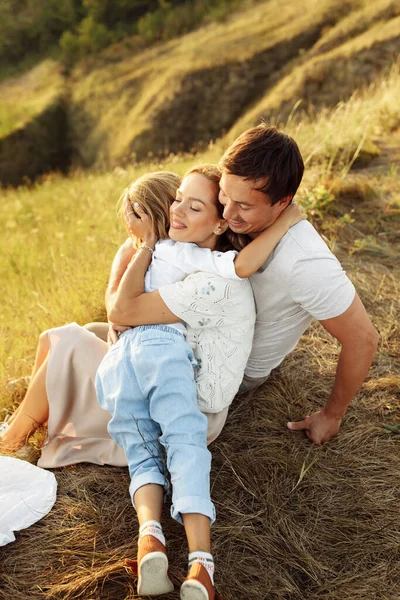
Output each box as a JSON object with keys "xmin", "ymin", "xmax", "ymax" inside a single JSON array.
[
  {"xmin": 238, "ymin": 373, "xmax": 269, "ymax": 394},
  {"xmin": 204, "ymin": 375, "xmax": 269, "ymax": 444},
  {"xmin": 205, "ymin": 407, "xmax": 229, "ymax": 445}
]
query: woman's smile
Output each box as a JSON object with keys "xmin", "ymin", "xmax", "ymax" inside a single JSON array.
[{"xmin": 170, "ymin": 218, "xmax": 186, "ymax": 229}]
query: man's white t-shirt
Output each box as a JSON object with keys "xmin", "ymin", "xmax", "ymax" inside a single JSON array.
[{"xmin": 246, "ymin": 220, "xmax": 356, "ymax": 379}]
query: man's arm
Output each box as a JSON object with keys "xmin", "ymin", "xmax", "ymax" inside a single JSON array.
[{"xmin": 287, "ymin": 294, "xmax": 379, "ymax": 444}]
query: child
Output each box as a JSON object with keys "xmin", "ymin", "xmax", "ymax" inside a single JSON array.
[{"xmin": 95, "ymin": 165, "xmax": 305, "ymax": 599}]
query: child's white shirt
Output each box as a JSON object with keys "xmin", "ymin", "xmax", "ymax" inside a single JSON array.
[{"xmin": 144, "ymin": 239, "xmax": 240, "ymax": 334}]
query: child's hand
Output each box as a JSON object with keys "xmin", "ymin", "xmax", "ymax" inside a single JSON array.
[
  {"xmin": 123, "ymin": 196, "xmax": 157, "ymax": 247},
  {"xmin": 107, "ymin": 322, "xmax": 131, "ymax": 347},
  {"xmin": 279, "ymin": 201, "xmax": 307, "ymax": 229}
]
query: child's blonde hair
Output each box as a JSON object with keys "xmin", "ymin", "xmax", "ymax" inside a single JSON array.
[{"xmin": 119, "ymin": 171, "xmax": 181, "ymax": 247}]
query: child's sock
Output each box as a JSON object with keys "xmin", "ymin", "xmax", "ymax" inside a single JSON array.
[
  {"xmin": 188, "ymin": 551, "xmax": 214, "ymax": 585},
  {"xmin": 139, "ymin": 520, "xmax": 166, "ymax": 546}
]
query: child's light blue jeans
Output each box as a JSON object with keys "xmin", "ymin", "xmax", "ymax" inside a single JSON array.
[{"xmin": 95, "ymin": 325, "xmax": 215, "ymax": 525}]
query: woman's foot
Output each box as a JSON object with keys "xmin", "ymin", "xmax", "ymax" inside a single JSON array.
[
  {"xmin": 125, "ymin": 520, "xmax": 174, "ymax": 596},
  {"xmin": 0, "ymin": 417, "xmax": 10, "ymax": 436},
  {"xmin": 0, "ymin": 413, "xmax": 38, "ymax": 454},
  {"xmin": 181, "ymin": 553, "xmax": 216, "ymax": 600}
]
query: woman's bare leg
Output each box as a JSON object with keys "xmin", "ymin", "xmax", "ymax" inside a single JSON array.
[
  {"xmin": 1, "ymin": 332, "xmax": 51, "ymax": 449},
  {"xmin": 83, "ymin": 322, "xmax": 109, "ymax": 343},
  {"xmin": 8, "ymin": 330, "xmax": 51, "ymax": 425}
]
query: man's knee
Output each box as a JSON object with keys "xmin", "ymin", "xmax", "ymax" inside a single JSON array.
[{"xmin": 238, "ymin": 374, "xmax": 269, "ymax": 394}]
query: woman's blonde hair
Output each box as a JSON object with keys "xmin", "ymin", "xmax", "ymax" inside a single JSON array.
[
  {"xmin": 119, "ymin": 171, "xmax": 181, "ymax": 247},
  {"xmin": 184, "ymin": 164, "xmax": 250, "ymax": 252}
]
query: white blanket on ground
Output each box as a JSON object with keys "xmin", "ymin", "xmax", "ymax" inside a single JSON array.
[{"xmin": 0, "ymin": 456, "xmax": 57, "ymax": 546}]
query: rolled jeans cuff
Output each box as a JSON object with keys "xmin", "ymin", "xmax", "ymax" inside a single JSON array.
[
  {"xmin": 171, "ymin": 496, "xmax": 216, "ymax": 526},
  {"xmin": 129, "ymin": 472, "xmax": 167, "ymax": 506}
]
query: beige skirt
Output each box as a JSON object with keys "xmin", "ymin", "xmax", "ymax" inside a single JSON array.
[
  {"xmin": 38, "ymin": 323, "xmax": 127, "ymax": 468},
  {"xmin": 37, "ymin": 323, "xmax": 229, "ymax": 469}
]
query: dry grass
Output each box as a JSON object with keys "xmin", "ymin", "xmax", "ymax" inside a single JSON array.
[{"xmin": 0, "ymin": 302, "xmax": 399, "ymax": 599}]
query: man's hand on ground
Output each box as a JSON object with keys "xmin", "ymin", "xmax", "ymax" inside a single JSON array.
[{"xmin": 287, "ymin": 409, "xmax": 342, "ymax": 444}]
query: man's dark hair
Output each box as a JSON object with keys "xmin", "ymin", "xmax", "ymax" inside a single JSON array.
[{"xmin": 219, "ymin": 124, "xmax": 304, "ymax": 205}]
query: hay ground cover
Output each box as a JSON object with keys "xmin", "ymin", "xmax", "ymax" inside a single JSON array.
[{"xmin": 1, "ymin": 49, "xmax": 400, "ymax": 600}]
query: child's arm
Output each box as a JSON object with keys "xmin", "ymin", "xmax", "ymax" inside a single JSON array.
[{"xmin": 234, "ymin": 202, "xmax": 306, "ymax": 278}]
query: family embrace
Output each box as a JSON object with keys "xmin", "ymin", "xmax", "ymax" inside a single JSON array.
[{"xmin": 1, "ymin": 125, "xmax": 378, "ymax": 600}]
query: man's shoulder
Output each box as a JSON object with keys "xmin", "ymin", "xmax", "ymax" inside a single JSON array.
[
  {"xmin": 282, "ymin": 220, "xmax": 333, "ymax": 257},
  {"xmin": 252, "ymin": 221, "xmax": 337, "ymax": 280}
]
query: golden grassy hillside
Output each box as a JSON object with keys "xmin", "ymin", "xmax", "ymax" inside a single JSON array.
[
  {"xmin": 0, "ymin": 61, "xmax": 63, "ymax": 139},
  {"xmin": 0, "ymin": 61, "xmax": 68, "ymax": 186},
  {"xmin": 1, "ymin": 0, "xmax": 399, "ymax": 184},
  {"xmin": 227, "ymin": 0, "xmax": 400, "ymax": 141},
  {"xmin": 67, "ymin": 0, "xmax": 400, "ymax": 166}
]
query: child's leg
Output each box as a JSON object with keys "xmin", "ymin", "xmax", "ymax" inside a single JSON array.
[
  {"xmin": 135, "ymin": 484, "xmax": 164, "ymax": 525},
  {"xmin": 182, "ymin": 514, "xmax": 210, "ymax": 553},
  {"xmin": 145, "ymin": 338, "xmax": 215, "ymax": 527},
  {"xmin": 181, "ymin": 516, "xmax": 216, "ymax": 600},
  {"xmin": 139, "ymin": 334, "xmax": 216, "ymax": 599},
  {"xmin": 95, "ymin": 335, "xmax": 174, "ymax": 595}
]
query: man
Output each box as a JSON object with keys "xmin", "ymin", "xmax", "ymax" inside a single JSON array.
[
  {"xmin": 217, "ymin": 124, "xmax": 379, "ymax": 444},
  {"xmin": 95, "ymin": 124, "xmax": 378, "ymax": 446}
]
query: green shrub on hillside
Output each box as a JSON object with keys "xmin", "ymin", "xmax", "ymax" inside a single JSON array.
[
  {"xmin": 137, "ymin": 0, "xmax": 245, "ymax": 43},
  {"xmin": 0, "ymin": 0, "xmax": 250, "ymax": 71},
  {"xmin": 60, "ymin": 15, "xmax": 112, "ymax": 64},
  {"xmin": 0, "ymin": 0, "xmax": 80, "ymax": 65}
]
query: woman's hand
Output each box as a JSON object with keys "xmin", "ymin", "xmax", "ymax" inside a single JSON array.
[
  {"xmin": 278, "ymin": 201, "xmax": 307, "ymax": 229},
  {"xmin": 124, "ymin": 196, "xmax": 157, "ymax": 248}
]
